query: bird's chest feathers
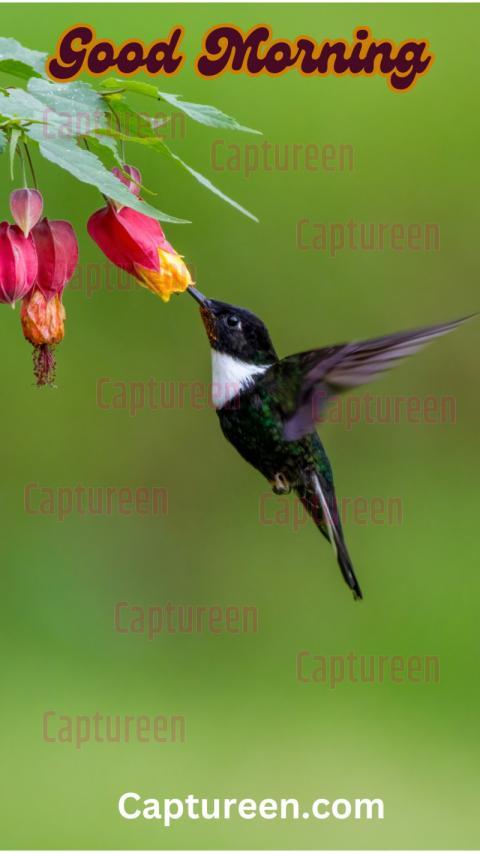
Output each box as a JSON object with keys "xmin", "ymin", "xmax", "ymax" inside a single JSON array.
[{"xmin": 211, "ymin": 350, "xmax": 268, "ymax": 408}]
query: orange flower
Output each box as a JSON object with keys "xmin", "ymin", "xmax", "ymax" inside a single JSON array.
[
  {"xmin": 21, "ymin": 290, "xmax": 66, "ymax": 386},
  {"xmin": 21, "ymin": 289, "xmax": 65, "ymax": 347}
]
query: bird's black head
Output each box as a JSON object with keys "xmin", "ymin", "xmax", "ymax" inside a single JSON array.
[{"xmin": 188, "ymin": 287, "xmax": 277, "ymax": 366}]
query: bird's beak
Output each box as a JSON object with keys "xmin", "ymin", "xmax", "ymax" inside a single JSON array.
[
  {"xmin": 188, "ymin": 286, "xmax": 217, "ymax": 344},
  {"xmin": 187, "ymin": 286, "xmax": 210, "ymax": 307}
]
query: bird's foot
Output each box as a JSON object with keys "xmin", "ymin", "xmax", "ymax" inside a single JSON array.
[{"xmin": 271, "ymin": 472, "xmax": 291, "ymax": 495}]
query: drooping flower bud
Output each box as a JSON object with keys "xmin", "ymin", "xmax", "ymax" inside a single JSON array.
[
  {"xmin": 87, "ymin": 204, "xmax": 192, "ymax": 302},
  {"xmin": 21, "ymin": 289, "xmax": 65, "ymax": 347},
  {"xmin": 30, "ymin": 218, "xmax": 79, "ymax": 300},
  {"xmin": 0, "ymin": 222, "xmax": 37, "ymax": 305},
  {"xmin": 21, "ymin": 289, "xmax": 66, "ymax": 386},
  {"xmin": 112, "ymin": 164, "xmax": 142, "ymax": 198},
  {"xmin": 10, "ymin": 188, "xmax": 43, "ymax": 237}
]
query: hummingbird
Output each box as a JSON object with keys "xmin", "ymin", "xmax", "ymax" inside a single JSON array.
[{"xmin": 188, "ymin": 286, "xmax": 470, "ymax": 600}]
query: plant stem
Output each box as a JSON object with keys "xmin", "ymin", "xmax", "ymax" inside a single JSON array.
[
  {"xmin": 20, "ymin": 146, "xmax": 27, "ymax": 188},
  {"xmin": 23, "ymin": 142, "xmax": 37, "ymax": 189},
  {"xmin": 108, "ymin": 104, "xmax": 125, "ymax": 161},
  {"xmin": 15, "ymin": 144, "xmax": 28, "ymax": 188}
]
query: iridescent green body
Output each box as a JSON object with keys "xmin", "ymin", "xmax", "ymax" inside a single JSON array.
[
  {"xmin": 218, "ymin": 383, "xmax": 333, "ymax": 490},
  {"xmin": 218, "ymin": 382, "xmax": 361, "ymax": 598}
]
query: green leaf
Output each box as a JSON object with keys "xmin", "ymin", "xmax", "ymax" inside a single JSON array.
[
  {"xmin": 82, "ymin": 134, "xmax": 121, "ymax": 171},
  {"xmin": 89, "ymin": 131, "xmax": 122, "ymax": 163},
  {"xmin": 27, "ymin": 79, "xmax": 125, "ymax": 167},
  {"xmin": 100, "ymin": 78, "xmax": 158, "ymax": 98},
  {"xmin": 94, "ymin": 126, "xmax": 258, "ymax": 222},
  {"xmin": 0, "ymin": 86, "xmax": 179, "ymax": 220},
  {"xmin": 157, "ymin": 91, "xmax": 262, "ymax": 134},
  {"xmin": 164, "ymin": 147, "xmax": 259, "ymax": 222},
  {"xmin": 24, "ymin": 81, "xmax": 163, "ymax": 185},
  {"xmin": 0, "ymin": 128, "xmax": 7, "ymax": 153},
  {"xmin": 26, "ymin": 126, "xmax": 188, "ymax": 223},
  {"xmin": 0, "ymin": 37, "xmax": 47, "ymax": 80},
  {"xmin": 106, "ymin": 100, "xmax": 169, "ymax": 140},
  {"xmin": 9, "ymin": 127, "xmax": 21, "ymax": 179},
  {"xmin": 99, "ymin": 78, "xmax": 261, "ymax": 134},
  {"xmin": 0, "ymin": 88, "xmax": 61, "ymax": 131},
  {"xmin": 28, "ymin": 78, "xmax": 105, "ymax": 123}
]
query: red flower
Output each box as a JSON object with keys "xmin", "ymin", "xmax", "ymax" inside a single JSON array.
[
  {"xmin": 0, "ymin": 222, "xmax": 37, "ymax": 305},
  {"xmin": 30, "ymin": 218, "xmax": 79, "ymax": 300},
  {"xmin": 19, "ymin": 218, "xmax": 77, "ymax": 387},
  {"xmin": 87, "ymin": 203, "xmax": 192, "ymax": 302},
  {"xmin": 10, "ymin": 188, "xmax": 43, "ymax": 237}
]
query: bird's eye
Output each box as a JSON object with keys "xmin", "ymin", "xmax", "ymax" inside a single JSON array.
[{"xmin": 226, "ymin": 314, "xmax": 240, "ymax": 328}]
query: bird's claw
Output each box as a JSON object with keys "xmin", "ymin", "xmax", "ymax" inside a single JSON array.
[{"xmin": 272, "ymin": 472, "xmax": 291, "ymax": 494}]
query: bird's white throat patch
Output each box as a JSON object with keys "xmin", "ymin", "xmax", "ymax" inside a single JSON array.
[{"xmin": 211, "ymin": 350, "xmax": 269, "ymax": 408}]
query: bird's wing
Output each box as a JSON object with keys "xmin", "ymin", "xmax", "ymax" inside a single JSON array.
[{"xmin": 258, "ymin": 316, "xmax": 473, "ymax": 441}]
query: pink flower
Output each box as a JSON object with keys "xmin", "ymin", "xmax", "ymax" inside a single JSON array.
[
  {"xmin": 0, "ymin": 222, "xmax": 37, "ymax": 305},
  {"xmin": 10, "ymin": 188, "xmax": 43, "ymax": 237},
  {"xmin": 112, "ymin": 164, "xmax": 142, "ymax": 199},
  {"xmin": 87, "ymin": 204, "xmax": 192, "ymax": 302},
  {"xmin": 30, "ymin": 218, "xmax": 79, "ymax": 300}
]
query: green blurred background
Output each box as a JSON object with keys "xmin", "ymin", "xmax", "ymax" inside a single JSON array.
[{"xmin": 1, "ymin": 3, "xmax": 479, "ymax": 849}]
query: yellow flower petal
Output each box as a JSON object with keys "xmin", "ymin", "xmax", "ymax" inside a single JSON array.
[{"xmin": 134, "ymin": 249, "xmax": 193, "ymax": 302}]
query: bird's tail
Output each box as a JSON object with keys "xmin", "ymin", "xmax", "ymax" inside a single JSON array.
[{"xmin": 296, "ymin": 469, "xmax": 363, "ymax": 600}]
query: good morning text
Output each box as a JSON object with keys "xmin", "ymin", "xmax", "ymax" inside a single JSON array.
[{"xmin": 47, "ymin": 25, "xmax": 434, "ymax": 92}]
